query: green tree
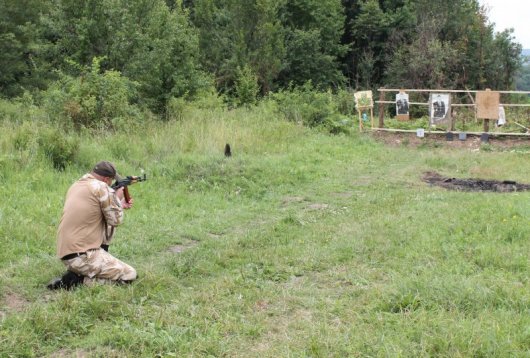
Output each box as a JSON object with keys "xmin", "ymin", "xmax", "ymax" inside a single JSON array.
[
  {"xmin": 234, "ymin": 65, "xmax": 260, "ymax": 106},
  {"xmin": 385, "ymin": 12, "xmax": 459, "ymax": 89},
  {"xmin": 379, "ymin": 0, "xmax": 522, "ymax": 91},
  {"xmin": 189, "ymin": 0, "xmax": 285, "ymax": 96},
  {"xmin": 0, "ymin": 0, "xmax": 52, "ymax": 97},
  {"xmin": 341, "ymin": 0, "xmax": 416, "ymax": 89},
  {"xmin": 348, "ymin": 0, "xmax": 389, "ymax": 88},
  {"xmin": 484, "ymin": 29, "xmax": 522, "ymax": 90},
  {"xmin": 515, "ymin": 60, "xmax": 530, "ymax": 91},
  {"xmin": 42, "ymin": 0, "xmax": 208, "ymax": 113},
  {"xmin": 277, "ymin": 0, "xmax": 347, "ymax": 89}
]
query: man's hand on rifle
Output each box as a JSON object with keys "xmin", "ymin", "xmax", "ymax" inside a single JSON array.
[
  {"xmin": 115, "ymin": 187, "xmax": 134, "ymax": 209},
  {"xmin": 122, "ymin": 198, "xmax": 133, "ymax": 209}
]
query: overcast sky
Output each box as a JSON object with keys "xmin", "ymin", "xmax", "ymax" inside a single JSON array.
[{"xmin": 478, "ymin": 0, "xmax": 530, "ymax": 49}]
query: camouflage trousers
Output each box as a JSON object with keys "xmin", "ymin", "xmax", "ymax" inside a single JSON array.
[{"xmin": 62, "ymin": 248, "xmax": 137, "ymax": 285}]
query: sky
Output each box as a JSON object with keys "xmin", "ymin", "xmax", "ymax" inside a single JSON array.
[{"xmin": 478, "ymin": 0, "xmax": 530, "ymax": 49}]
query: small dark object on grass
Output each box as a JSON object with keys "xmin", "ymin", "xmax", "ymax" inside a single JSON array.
[
  {"xmin": 47, "ymin": 271, "xmax": 84, "ymax": 290},
  {"xmin": 224, "ymin": 143, "xmax": 231, "ymax": 157}
]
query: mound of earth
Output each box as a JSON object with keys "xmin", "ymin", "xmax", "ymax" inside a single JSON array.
[
  {"xmin": 422, "ymin": 171, "xmax": 530, "ymax": 192},
  {"xmin": 371, "ymin": 130, "xmax": 529, "ymax": 150}
]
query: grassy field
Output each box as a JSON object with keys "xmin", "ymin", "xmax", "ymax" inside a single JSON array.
[{"xmin": 0, "ymin": 103, "xmax": 529, "ymax": 357}]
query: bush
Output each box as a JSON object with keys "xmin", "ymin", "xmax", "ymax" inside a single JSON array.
[
  {"xmin": 166, "ymin": 97, "xmax": 188, "ymax": 121},
  {"xmin": 269, "ymin": 82, "xmax": 354, "ymax": 134},
  {"xmin": 189, "ymin": 89, "xmax": 227, "ymax": 112},
  {"xmin": 234, "ymin": 65, "xmax": 259, "ymax": 107},
  {"xmin": 270, "ymin": 83, "xmax": 335, "ymax": 127},
  {"xmin": 43, "ymin": 57, "xmax": 140, "ymax": 130},
  {"xmin": 335, "ymin": 88, "xmax": 357, "ymax": 116},
  {"xmin": 38, "ymin": 128, "xmax": 79, "ymax": 170}
]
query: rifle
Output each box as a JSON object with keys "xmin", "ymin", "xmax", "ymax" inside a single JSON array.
[{"xmin": 111, "ymin": 174, "xmax": 147, "ymax": 204}]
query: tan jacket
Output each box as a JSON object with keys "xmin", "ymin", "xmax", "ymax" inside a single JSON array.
[{"xmin": 57, "ymin": 174, "xmax": 123, "ymax": 258}]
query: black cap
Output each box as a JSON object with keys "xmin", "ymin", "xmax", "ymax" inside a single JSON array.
[{"xmin": 92, "ymin": 161, "xmax": 117, "ymax": 179}]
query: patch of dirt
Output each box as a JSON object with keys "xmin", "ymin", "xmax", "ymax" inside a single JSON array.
[
  {"xmin": 2, "ymin": 292, "xmax": 29, "ymax": 312},
  {"xmin": 255, "ymin": 299, "xmax": 270, "ymax": 311},
  {"xmin": 371, "ymin": 130, "xmax": 529, "ymax": 150},
  {"xmin": 49, "ymin": 349, "xmax": 89, "ymax": 358},
  {"xmin": 307, "ymin": 203, "xmax": 329, "ymax": 210},
  {"xmin": 332, "ymin": 192, "xmax": 353, "ymax": 198},
  {"xmin": 422, "ymin": 171, "xmax": 530, "ymax": 192},
  {"xmin": 207, "ymin": 232, "xmax": 224, "ymax": 239},
  {"xmin": 281, "ymin": 196, "xmax": 306, "ymax": 205},
  {"xmin": 168, "ymin": 240, "xmax": 199, "ymax": 254}
]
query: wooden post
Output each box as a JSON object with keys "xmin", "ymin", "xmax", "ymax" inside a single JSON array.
[
  {"xmin": 378, "ymin": 90, "xmax": 385, "ymax": 128},
  {"xmin": 450, "ymin": 109, "xmax": 456, "ymax": 132},
  {"xmin": 483, "ymin": 119, "xmax": 490, "ymax": 133}
]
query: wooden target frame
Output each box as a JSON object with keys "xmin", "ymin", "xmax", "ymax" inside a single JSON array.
[{"xmin": 354, "ymin": 90, "xmax": 374, "ymax": 131}]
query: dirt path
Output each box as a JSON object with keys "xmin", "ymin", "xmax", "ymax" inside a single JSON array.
[{"xmin": 370, "ymin": 130, "xmax": 530, "ymax": 150}]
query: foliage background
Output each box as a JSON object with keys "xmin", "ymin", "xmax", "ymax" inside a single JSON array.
[{"xmin": 1, "ymin": 0, "xmax": 526, "ymax": 112}]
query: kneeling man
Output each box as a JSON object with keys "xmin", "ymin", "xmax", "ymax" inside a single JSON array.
[{"xmin": 48, "ymin": 161, "xmax": 137, "ymax": 289}]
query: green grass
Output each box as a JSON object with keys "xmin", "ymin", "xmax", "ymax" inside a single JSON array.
[{"xmin": 0, "ymin": 103, "xmax": 529, "ymax": 357}]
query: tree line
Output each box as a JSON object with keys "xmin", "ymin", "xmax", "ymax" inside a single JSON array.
[{"xmin": 0, "ymin": 0, "xmax": 523, "ymax": 114}]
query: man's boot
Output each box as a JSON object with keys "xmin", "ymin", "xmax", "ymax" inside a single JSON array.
[
  {"xmin": 61, "ymin": 270, "xmax": 84, "ymax": 289},
  {"xmin": 46, "ymin": 277, "xmax": 64, "ymax": 290},
  {"xmin": 47, "ymin": 271, "xmax": 84, "ymax": 290}
]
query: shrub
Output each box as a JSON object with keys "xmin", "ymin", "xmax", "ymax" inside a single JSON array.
[
  {"xmin": 269, "ymin": 82, "xmax": 354, "ymax": 134},
  {"xmin": 38, "ymin": 128, "xmax": 79, "ymax": 170},
  {"xmin": 335, "ymin": 88, "xmax": 357, "ymax": 116},
  {"xmin": 234, "ymin": 65, "xmax": 259, "ymax": 107},
  {"xmin": 189, "ymin": 89, "xmax": 227, "ymax": 111},
  {"xmin": 43, "ymin": 57, "xmax": 139, "ymax": 130},
  {"xmin": 166, "ymin": 97, "xmax": 188, "ymax": 122},
  {"xmin": 269, "ymin": 83, "xmax": 333, "ymax": 127}
]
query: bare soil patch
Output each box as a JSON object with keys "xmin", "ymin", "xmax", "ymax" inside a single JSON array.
[
  {"xmin": 281, "ymin": 196, "xmax": 306, "ymax": 206},
  {"xmin": 371, "ymin": 130, "xmax": 529, "ymax": 150},
  {"xmin": 49, "ymin": 349, "xmax": 89, "ymax": 358},
  {"xmin": 168, "ymin": 240, "xmax": 199, "ymax": 254},
  {"xmin": 422, "ymin": 171, "xmax": 530, "ymax": 192},
  {"xmin": 2, "ymin": 292, "xmax": 29, "ymax": 312},
  {"xmin": 307, "ymin": 203, "xmax": 329, "ymax": 210}
]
